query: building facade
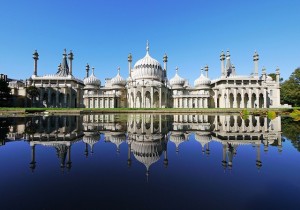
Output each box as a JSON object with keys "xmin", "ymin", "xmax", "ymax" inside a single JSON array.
[{"xmin": 8, "ymin": 42, "xmax": 284, "ymax": 108}]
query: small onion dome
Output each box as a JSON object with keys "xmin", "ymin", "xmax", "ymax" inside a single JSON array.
[
  {"xmin": 169, "ymin": 67, "xmax": 186, "ymax": 87},
  {"xmin": 194, "ymin": 68, "xmax": 211, "ymax": 88},
  {"xmin": 266, "ymin": 75, "xmax": 273, "ymax": 81},
  {"xmin": 84, "ymin": 67, "xmax": 101, "ymax": 86},
  {"xmin": 111, "ymin": 67, "xmax": 126, "ymax": 87}
]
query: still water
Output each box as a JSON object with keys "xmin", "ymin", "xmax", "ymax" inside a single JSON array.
[{"xmin": 0, "ymin": 114, "xmax": 300, "ymax": 210}]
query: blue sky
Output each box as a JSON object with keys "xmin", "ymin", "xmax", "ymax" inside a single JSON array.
[{"xmin": 0, "ymin": 0, "xmax": 299, "ymax": 83}]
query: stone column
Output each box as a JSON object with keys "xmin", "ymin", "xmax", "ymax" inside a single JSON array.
[
  {"xmin": 151, "ymin": 87, "xmax": 154, "ymax": 108},
  {"xmin": 263, "ymin": 88, "xmax": 267, "ymax": 108},
  {"xmin": 248, "ymin": 89, "xmax": 252, "ymax": 108},
  {"xmin": 241, "ymin": 88, "xmax": 244, "ymax": 108},
  {"xmin": 233, "ymin": 88, "xmax": 237, "ymax": 108}
]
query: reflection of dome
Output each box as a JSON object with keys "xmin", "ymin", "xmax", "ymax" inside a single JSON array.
[
  {"xmin": 111, "ymin": 68, "xmax": 126, "ymax": 87},
  {"xmin": 169, "ymin": 132, "xmax": 187, "ymax": 152},
  {"xmin": 110, "ymin": 133, "xmax": 126, "ymax": 152},
  {"xmin": 194, "ymin": 71, "xmax": 211, "ymax": 88},
  {"xmin": 195, "ymin": 132, "xmax": 211, "ymax": 148},
  {"xmin": 170, "ymin": 67, "xmax": 186, "ymax": 87},
  {"xmin": 131, "ymin": 140, "xmax": 163, "ymax": 170},
  {"xmin": 131, "ymin": 42, "xmax": 164, "ymax": 82},
  {"xmin": 83, "ymin": 132, "xmax": 100, "ymax": 152},
  {"xmin": 84, "ymin": 68, "xmax": 101, "ymax": 87}
]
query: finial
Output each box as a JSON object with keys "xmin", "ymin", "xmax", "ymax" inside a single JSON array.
[
  {"xmin": 63, "ymin": 49, "xmax": 67, "ymax": 55},
  {"xmin": 276, "ymin": 66, "xmax": 280, "ymax": 73},
  {"xmin": 117, "ymin": 66, "xmax": 120, "ymax": 74},
  {"xmin": 128, "ymin": 53, "xmax": 132, "ymax": 62},
  {"xmin": 262, "ymin": 66, "xmax": 266, "ymax": 73},
  {"xmin": 146, "ymin": 40, "xmax": 149, "ymax": 53},
  {"xmin": 201, "ymin": 67, "xmax": 204, "ymax": 75},
  {"xmin": 226, "ymin": 50, "xmax": 230, "ymax": 57},
  {"xmin": 175, "ymin": 66, "xmax": 179, "ymax": 74},
  {"xmin": 92, "ymin": 67, "xmax": 95, "ymax": 75}
]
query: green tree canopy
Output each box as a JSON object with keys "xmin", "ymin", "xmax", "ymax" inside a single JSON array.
[
  {"xmin": 268, "ymin": 73, "xmax": 283, "ymax": 83},
  {"xmin": 281, "ymin": 68, "xmax": 300, "ymax": 107},
  {"xmin": 26, "ymin": 86, "xmax": 39, "ymax": 98}
]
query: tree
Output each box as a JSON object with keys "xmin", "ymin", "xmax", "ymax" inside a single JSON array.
[
  {"xmin": 268, "ymin": 73, "xmax": 283, "ymax": 83},
  {"xmin": 281, "ymin": 68, "xmax": 300, "ymax": 107},
  {"xmin": 26, "ymin": 86, "xmax": 39, "ymax": 107},
  {"xmin": 0, "ymin": 78, "xmax": 11, "ymax": 107}
]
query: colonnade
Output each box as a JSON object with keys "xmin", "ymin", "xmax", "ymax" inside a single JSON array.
[
  {"xmin": 173, "ymin": 97, "xmax": 209, "ymax": 108},
  {"xmin": 214, "ymin": 88, "xmax": 268, "ymax": 108},
  {"xmin": 127, "ymin": 86, "xmax": 168, "ymax": 108},
  {"xmin": 84, "ymin": 96, "xmax": 117, "ymax": 108}
]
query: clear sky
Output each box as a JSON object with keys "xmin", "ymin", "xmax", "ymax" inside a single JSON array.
[{"xmin": 0, "ymin": 0, "xmax": 299, "ymax": 83}]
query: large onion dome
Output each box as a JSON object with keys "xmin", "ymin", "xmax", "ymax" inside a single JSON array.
[
  {"xmin": 111, "ymin": 67, "xmax": 126, "ymax": 87},
  {"xmin": 131, "ymin": 41, "xmax": 164, "ymax": 82},
  {"xmin": 194, "ymin": 68, "xmax": 211, "ymax": 88},
  {"xmin": 84, "ymin": 67, "xmax": 101, "ymax": 87},
  {"xmin": 169, "ymin": 67, "xmax": 186, "ymax": 88}
]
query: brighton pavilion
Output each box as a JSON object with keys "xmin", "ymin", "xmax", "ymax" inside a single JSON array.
[{"xmin": 8, "ymin": 42, "xmax": 282, "ymax": 109}]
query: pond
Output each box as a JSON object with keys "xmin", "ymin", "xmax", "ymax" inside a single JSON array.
[{"xmin": 0, "ymin": 114, "xmax": 300, "ymax": 210}]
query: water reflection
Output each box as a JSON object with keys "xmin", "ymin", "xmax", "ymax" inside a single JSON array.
[{"xmin": 1, "ymin": 114, "xmax": 285, "ymax": 175}]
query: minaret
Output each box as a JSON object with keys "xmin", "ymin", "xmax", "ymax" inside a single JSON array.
[
  {"xmin": 68, "ymin": 50, "xmax": 74, "ymax": 76},
  {"xmin": 85, "ymin": 63, "xmax": 90, "ymax": 78},
  {"xmin": 253, "ymin": 51, "xmax": 259, "ymax": 77},
  {"xmin": 232, "ymin": 64, "xmax": 236, "ymax": 76},
  {"xmin": 163, "ymin": 53, "xmax": 168, "ymax": 78},
  {"xmin": 128, "ymin": 53, "xmax": 132, "ymax": 77},
  {"xmin": 276, "ymin": 67, "xmax": 280, "ymax": 84},
  {"xmin": 33, "ymin": 50, "xmax": 39, "ymax": 76},
  {"xmin": 220, "ymin": 51, "xmax": 225, "ymax": 77},
  {"xmin": 204, "ymin": 65, "xmax": 209, "ymax": 78}
]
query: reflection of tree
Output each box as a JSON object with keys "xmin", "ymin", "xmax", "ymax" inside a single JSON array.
[
  {"xmin": 0, "ymin": 119, "xmax": 10, "ymax": 141},
  {"xmin": 282, "ymin": 117, "xmax": 300, "ymax": 152},
  {"xmin": 25, "ymin": 119, "xmax": 38, "ymax": 135}
]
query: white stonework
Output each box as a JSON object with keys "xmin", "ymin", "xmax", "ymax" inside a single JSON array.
[{"xmin": 9, "ymin": 43, "xmax": 283, "ymax": 108}]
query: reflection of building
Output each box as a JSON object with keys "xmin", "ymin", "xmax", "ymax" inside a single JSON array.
[
  {"xmin": 3, "ymin": 114, "xmax": 283, "ymax": 173},
  {"xmin": 127, "ymin": 114, "xmax": 169, "ymax": 177},
  {"xmin": 8, "ymin": 42, "xmax": 288, "ymax": 108}
]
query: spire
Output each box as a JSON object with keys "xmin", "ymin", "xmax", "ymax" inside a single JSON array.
[
  {"xmin": 92, "ymin": 67, "xmax": 95, "ymax": 75},
  {"xmin": 56, "ymin": 49, "xmax": 69, "ymax": 77},
  {"xmin": 146, "ymin": 40, "xmax": 149, "ymax": 55},
  {"xmin": 200, "ymin": 67, "xmax": 204, "ymax": 75},
  {"xmin": 220, "ymin": 50, "xmax": 225, "ymax": 77},
  {"xmin": 175, "ymin": 66, "xmax": 179, "ymax": 74},
  {"xmin": 117, "ymin": 66, "xmax": 120, "ymax": 75}
]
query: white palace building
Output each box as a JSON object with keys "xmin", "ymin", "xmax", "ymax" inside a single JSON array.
[{"xmin": 9, "ymin": 42, "xmax": 283, "ymax": 108}]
